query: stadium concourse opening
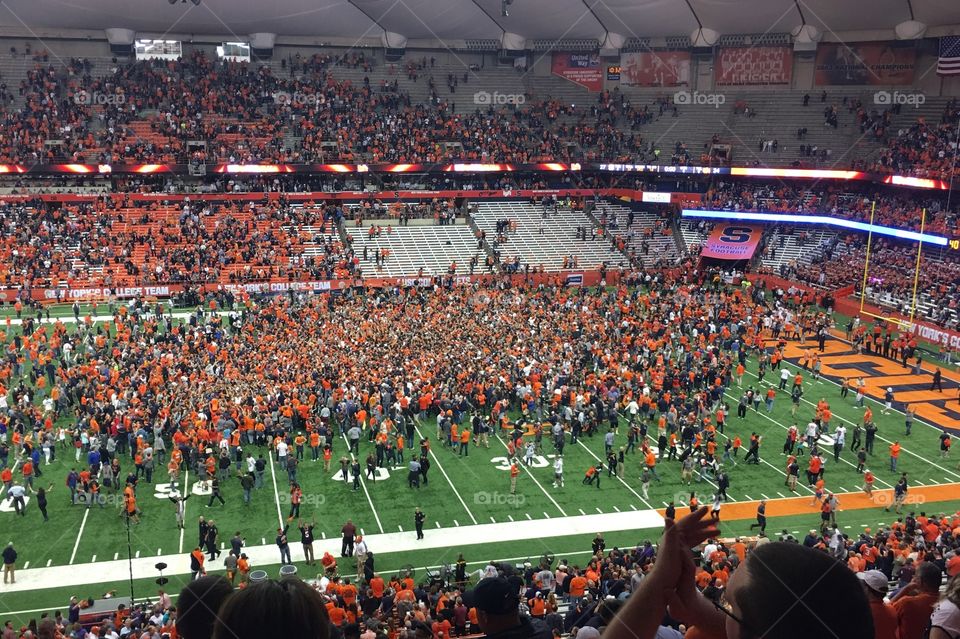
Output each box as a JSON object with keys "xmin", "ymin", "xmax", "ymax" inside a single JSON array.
[{"xmin": 3, "ymin": 4, "xmax": 960, "ymax": 639}]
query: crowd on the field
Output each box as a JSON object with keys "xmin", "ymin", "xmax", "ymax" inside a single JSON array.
[{"xmin": 1, "ymin": 267, "xmax": 959, "ymax": 638}]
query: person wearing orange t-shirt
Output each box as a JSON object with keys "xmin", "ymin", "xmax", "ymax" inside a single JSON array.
[
  {"xmin": 889, "ymin": 441, "xmax": 901, "ymax": 472},
  {"xmin": 340, "ymin": 579, "xmax": 358, "ymax": 607},
  {"xmin": 890, "ymin": 562, "xmax": 942, "ymax": 639},
  {"xmin": 370, "ymin": 573, "xmax": 385, "ymax": 598},
  {"xmin": 568, "ymin": 572, "xmax": 587, "ymax": 603},
  {"xmin": 862, "ymin": 469, "xmax": 875, "ymax": 496},
  {"xmin": 326, "ymin": 602, "xmax": 345, "ymax": 627}
]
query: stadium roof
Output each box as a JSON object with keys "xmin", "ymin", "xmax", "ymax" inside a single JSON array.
[{"xmin": 4, "ymin": 0, "xmax": 960, "ymax": 44}]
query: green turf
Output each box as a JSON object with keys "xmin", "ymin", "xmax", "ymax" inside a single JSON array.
[{"xmin": 2, "ymin": 346, "xmax": 955, "ymax": 568}]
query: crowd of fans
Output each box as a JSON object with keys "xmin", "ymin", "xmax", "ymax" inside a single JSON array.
[
  {"xmin": 0, "ymin": 45, "xmax": 957, "ymax": 177},
  {"xmin": 793, "ymin": 237, "xmax": 960, "ymax": 330},
  {"xmin": 16, "ymin": 507, "xmax": 958, "ymax": 639},
  {"xmin": 0, "ymin": 51, "xmax": 678, "ymax": 166},
  {"xmin": 0, "ymin": 195, "xmax": 480, "ymax": 293},
  {"xmin": 872, "ymin": 99, "xmax": 960, "ymax": 181},
  {"xmin": 687, "ymin": 179, "xmax": 960, "ymax": 328},
  {"xmin": 0, "ymin": 198, "xmax": 358, "ymax": 292}
]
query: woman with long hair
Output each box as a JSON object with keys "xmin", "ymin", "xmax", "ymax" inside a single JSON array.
[{"xmin": 929, "ymin": 573, "xmax": 960, "ymax": 639}]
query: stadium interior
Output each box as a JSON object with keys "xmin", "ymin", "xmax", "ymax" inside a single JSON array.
[{"xmin": 1, "ymin": 1, "xmax": 960, "ymax": 639}]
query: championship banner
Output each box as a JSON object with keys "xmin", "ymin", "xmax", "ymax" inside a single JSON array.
[
  {"xmin": 620, "ymin": 51, "xmax": 691, "ymax": 87},
  {"xmin": 814, "ymin": 41, "xmax": 916, "ymax": 85},
  {"xmin": 550, "ymin": 52, "xmax": 602, "ymax": 92},
  {"xmin": 700, "ymin": 224, "xmax": 764, "ymax": 260},
  {"xmin": 715, "ymin": 46, "xmax": 792, "ymax": 86}
]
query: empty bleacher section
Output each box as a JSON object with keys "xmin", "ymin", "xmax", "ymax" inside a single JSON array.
[
  {"xmin": 591, "ymin": 200, "xmax": 682, "ymax": 267},
  {"xmin": 758, "ymin": 227, "xmax": 837, "ymax": 276},
  {"xmin": 472, "ymin": 200, "xmax": 628, "ymax": 272},
  {"xmin": 344, "ymin": 222, "xmax": 483, "ymax": 278}
]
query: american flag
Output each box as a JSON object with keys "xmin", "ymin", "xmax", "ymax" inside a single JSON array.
[{"xmin": 938, "ymin": 36, "xmax": 960, "ymax": 76}]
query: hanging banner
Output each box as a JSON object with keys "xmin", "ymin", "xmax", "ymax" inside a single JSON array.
[
  {"xmin": 550, "ymin": 52, "xmax": 602, "ymax": 92},
  {"xmin": 715, "ymin": 46, "xmax": 793, "ymax": 86},
  {"xmin": 620, "ymin": 51, "xmax": 691, "ymax": 87},
  {"xmin": 700, "ymin": 225, "xmax": 764, "ymax": 260},
  {"xmin": 814, "ymin": 41, "xmax": 916, "ymax": 85}
]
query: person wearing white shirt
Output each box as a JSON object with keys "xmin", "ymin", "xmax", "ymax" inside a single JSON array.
[
  {"xmin": 701, "ymin": 541, "xmax": 718, "ymax": 568},
  {"xmin": 833, "ymin": 426, "xmax": 846, "ymax": 462},
  {"xmin": 8, "ymin": 484, "xmax": 26, "ymax": 516},
  {"xmin": 805, "ymin": 421, "xmax": 819, "ymax": 448},
  {"xmin": 553, "ymin": 456, "xmax": 564, "ymax": 488},
  {"xmin": 355, "ymin": 537, "xmax": 369, "ymax": 576}
]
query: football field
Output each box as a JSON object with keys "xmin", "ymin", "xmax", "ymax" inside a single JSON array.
[{"xmin": 1, "ymin": 312, "xmax": 959, "ymax": 621}]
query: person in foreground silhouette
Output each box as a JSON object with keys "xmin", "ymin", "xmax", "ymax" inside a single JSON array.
[{"xmin": 605, "ymin": 507, "xmax": 874, "ymax": 639}]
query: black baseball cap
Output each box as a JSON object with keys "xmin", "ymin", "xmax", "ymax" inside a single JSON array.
[{"xmin": 462, "ymin": 578, "xmax": 520, "ymax": 615}]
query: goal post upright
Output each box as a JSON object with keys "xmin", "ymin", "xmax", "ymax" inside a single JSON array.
[
  {"xmin": 858, "ymin": 200, "xmax": 876, "ymax": 316},
  {"xmin": 908, "ymin": 208, "xmax": 926, "ymax": 325}
]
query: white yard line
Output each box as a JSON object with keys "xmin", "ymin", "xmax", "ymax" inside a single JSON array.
[
  {"xmin": 68, "ymin": 509, "xmax": 90, "ymax": 565},
  {"xmin": 266, "ymin": 452, "xmax": 286, "ymax": 530},
  {"xmin": 721, "ymin": 388, "xmax": 895, "ymax": 489},
  {"xmin": 337, "ymin": 433, "xmax": 384, "ymax": 534},
  {"xmin": 412, "ymin": 418, "xmax": 479, "ymax": 525},
  {"xmin": 574, "ymin": 439, "xmax": 656, "ymax": 509},
  {"xmin": 491, "ymin": 430, "xmax": 568, "ymax": 517},
  {"xmin": 178, "ymin": 468, "xmax": 189, "ymax": 554}
]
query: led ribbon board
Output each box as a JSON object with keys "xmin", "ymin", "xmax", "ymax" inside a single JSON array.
[{"xmin": 681, "ymin": 209, "xmax": 948, "ymax": 246}]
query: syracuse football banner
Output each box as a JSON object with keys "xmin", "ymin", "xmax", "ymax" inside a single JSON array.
[{"xmin": 700, "ymin": 225, "xmax": 764, "ymax": 260}]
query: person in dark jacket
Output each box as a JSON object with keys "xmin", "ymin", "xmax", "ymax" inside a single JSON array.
[{"xmin": 463, "ymin": 577, "xmax": 552, "ymax": 639}]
